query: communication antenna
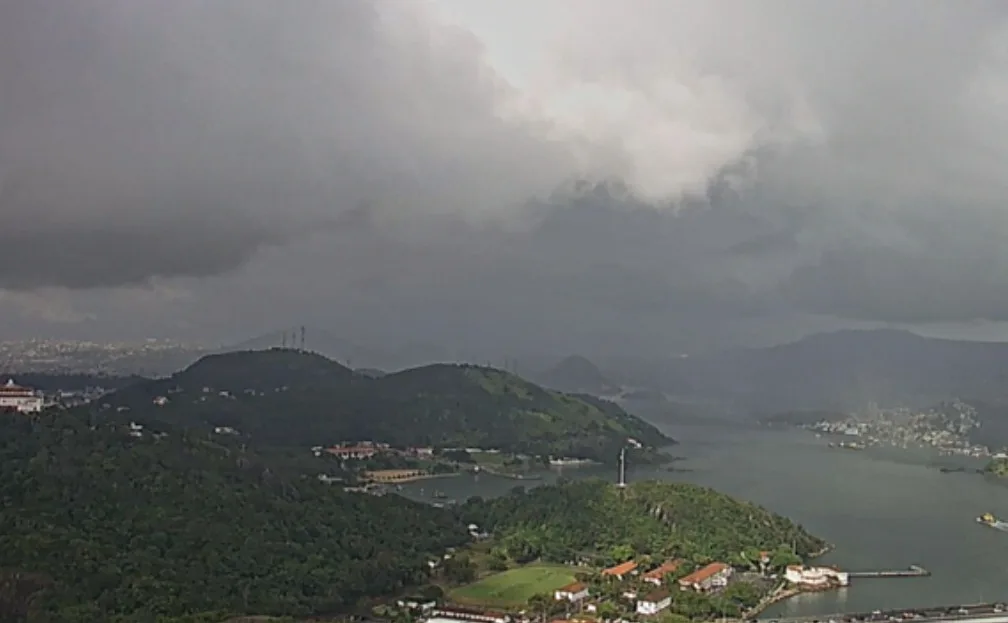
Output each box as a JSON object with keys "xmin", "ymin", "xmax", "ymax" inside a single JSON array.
[
  {"xmin": 281, "ymin": 332, "xmax": 287, "ymax": 349},
  {"xmin": 617, "ymin": 447, "xmax": 627, "ymax": 488},
  {"xmin": 300, "ymin": 326, "xmax": 306, "ymax": 351}
]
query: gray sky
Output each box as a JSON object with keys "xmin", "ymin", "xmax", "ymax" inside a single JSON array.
[{"xmin": 4, "ymin": 0, "xmax": 1008, "ymax": 357}]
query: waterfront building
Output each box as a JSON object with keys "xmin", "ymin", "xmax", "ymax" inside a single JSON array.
[
  {"xmin": 784, "ymin": 565, "xmax": 849, "ymax": 587},
  {"xmin": 0, "ymin": 379, "xmax": 43, "ymax": 413}
]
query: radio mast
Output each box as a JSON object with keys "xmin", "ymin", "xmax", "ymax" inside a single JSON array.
[{"xmin": 618, "ymin": 447, "xmax": 627, "ymax": 488}]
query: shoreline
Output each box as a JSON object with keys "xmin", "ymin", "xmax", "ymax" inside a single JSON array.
[
  {"xmin": 744, "ymin": 543, "xmax": 836, "ymax": 617},
  {"xmin": 474, "ymin": 466, "xmax": 544, "ymax": 481},
  {"xmin": 366, "ymin": 471, "xmax": 463, "ymax": 484},
  {"xmin": 809, "ymin": 543, "xmax": 835, "ymax": 559}
]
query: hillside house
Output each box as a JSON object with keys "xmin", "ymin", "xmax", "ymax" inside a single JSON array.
[
  {"xmin": 602, "ymin": 560, "xmax": 638, "ymax": 580},
  {"xmin": 678, "ymin": 562, "xmax": 732, "ymax": 592},
  {"xmin": 636, "ymin": 589, "xmax": 672, "ymax": 615},
  {"xmin": 642, "ymin": 560, "xmax": 683, "ymax": 586},
  {"xmin": 554, "ymin": 582, "xmax": 589, "ymax": 602}
]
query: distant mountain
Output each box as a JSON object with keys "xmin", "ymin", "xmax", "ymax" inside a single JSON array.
[
  {"xmin": 655, "ymin": 329, "xmax": 1008, "ymax": 413},
  {"xmin": 84, "ymin": 348, "xmax": 671, "ymax": 462},
  {"xmin": 536, "ymin": 354, "xmax": 616, "ymax": 395}
]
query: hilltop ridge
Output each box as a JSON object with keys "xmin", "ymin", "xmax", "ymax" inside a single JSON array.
[{"xmin": 84, "ymin": 348, "xmax": 671, "ymax": 462}]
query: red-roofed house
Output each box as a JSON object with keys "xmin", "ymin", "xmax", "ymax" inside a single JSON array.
[
  {"xmin": 554, "ymin": 582, "xmax": 589, "ymax": 602},
  {"xmin": 642, "ymin": 560, "xmax": 683, "ymax": 586},
  {"xmin": 601, "ymin": 560, "xmax": 638, "ymax": 579},
  {"xmin": 678, "ymin": 562, "xmax": 732, "ymax": 592}
]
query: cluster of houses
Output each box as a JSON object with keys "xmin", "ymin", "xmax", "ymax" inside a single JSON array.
[{"xmin": 553, "ymin": 558, "xmax": 734, "ymax": 617}]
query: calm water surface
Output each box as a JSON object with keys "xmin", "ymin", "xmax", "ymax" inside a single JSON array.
[{"xmin": 398, "ymin": 423, "xmax": 1008, "ymax": 617}]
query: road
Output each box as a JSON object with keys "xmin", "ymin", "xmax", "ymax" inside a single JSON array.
[{"xmin": 760, "ymin": 603, "xmax": 1008, "ymax": 623}]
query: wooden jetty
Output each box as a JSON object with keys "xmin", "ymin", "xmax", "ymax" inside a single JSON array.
[{"xmin": 847, "ymin": 564, "xmax": 930, "ymax": 578}]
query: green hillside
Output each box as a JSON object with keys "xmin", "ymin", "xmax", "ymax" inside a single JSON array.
[
  {"xmin": 0, "ymin": 411, "xmax": 470, "ymax": 622},
  {"xmin": 82, "ymin": 349, "xmax": 671, "ymax": 462},
  {"xmin": 462, "ymin": 479, "xmax": 825, "ymax": 566}
]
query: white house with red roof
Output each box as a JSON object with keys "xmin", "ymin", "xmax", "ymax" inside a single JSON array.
[
  {"xmin": 554, "ymin": 582, "xmax": 589, "ymax": 602},
  {"xmin": 677, "ymin": 562, "xmax": 732, "ymax": 592},
  {"xmin": 0, "ymin": 379, "xmax": 42, "ymax": 413}
]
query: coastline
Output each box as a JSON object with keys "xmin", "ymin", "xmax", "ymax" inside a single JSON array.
[
  {"xmin": 473, "ymin": 466, "xmax": 543, "ymax": 481},
  {"xmin": 365, "ymin": 471, "xmax": 463, "ymax": 484},
  {"xmin": 744, "ymin": 543, "xmax": 835, "ymax": 617},
  {"xmin": 809, "ymin": 543, "xmax": 835, "ymax": 559}
]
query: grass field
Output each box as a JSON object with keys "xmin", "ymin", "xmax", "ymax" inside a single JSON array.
[{"xmin": 449, "ymin": 564, "xmax": 578, "ymax": 607}]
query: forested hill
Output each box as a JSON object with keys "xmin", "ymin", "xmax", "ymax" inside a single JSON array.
[
  {"xmin": 81, "ymin": 349, "xmax": 671, "ymax": 462},
  {"xmin": 0, "ymin": 411, "xmax": 471, "ymax": 622},
  {"xmin": 462, "ymin": 480, "xmax": 824, "ymax": 566}
]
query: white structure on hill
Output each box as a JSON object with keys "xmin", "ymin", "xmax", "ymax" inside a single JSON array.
[
  {"xmin": 785, "ymin": 565, "xmax": 849, "ymax": 587},
  {"xmin": 0, "ymin": 379, "xmax": 43, "ymax": 413}
]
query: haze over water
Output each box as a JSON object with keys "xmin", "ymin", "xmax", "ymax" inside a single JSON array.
[{"xmin": 399, "ymin": 423, "xmax": 1008, "ymax": 617}]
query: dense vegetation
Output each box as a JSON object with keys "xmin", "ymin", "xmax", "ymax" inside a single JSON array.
[
  {"xmin": 985, "ymin": 457, "xmax": 1008, "ymax": 477},
  {"xmin": 81, "ymin": 349, "xmax": 670, "ymax": 462},
  {"xmin": 0, "ymin": 411, "xmax": 470, "ymax": 622},
  {"xmin": 461, "ymin": 479, "xmax": 824, "ymax": 566}
]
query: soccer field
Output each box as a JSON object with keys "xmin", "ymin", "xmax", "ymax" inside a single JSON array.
[{"xmin": 449, "ymin": 564, "xmax": 578, "ymax": 607}]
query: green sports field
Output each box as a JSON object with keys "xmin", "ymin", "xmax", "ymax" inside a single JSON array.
[{"xmin": 449, "ymin": 564, "xmax": 578, "ymax": 607}]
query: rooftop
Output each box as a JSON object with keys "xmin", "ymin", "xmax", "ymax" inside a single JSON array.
[
  {"xmin": 643, "ymin": 560, "xmax": 682, "ymax": 580},
  {"xmin": 679, "ymin": 562, "xmax": 729, "ymax": 585},
  {"xmin": 602, "ymin": 560, "xmax": 638, "ymax": 576},
  {"xmin": 641, "ymin": 589, "xmax": 671, "ymax": 603},
  {"xmin": 558, "ymin": 582, "xmax": 587, "ymax": 593}
]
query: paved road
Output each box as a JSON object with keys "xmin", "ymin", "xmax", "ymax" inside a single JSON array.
[{"xmin": 760, "ymin": 603, "xmax": 1008, "ymax": 623}]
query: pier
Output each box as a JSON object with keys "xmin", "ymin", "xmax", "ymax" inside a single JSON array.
[
  {"xmin": 847, "ymin": 565, "xmax": 930, "ymax": 579},
  {"xmin": 759, "ymin": 601, "xmax": 1005, "ymax": 623}
]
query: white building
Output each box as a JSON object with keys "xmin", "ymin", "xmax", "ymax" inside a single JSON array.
[
  {"xmin": 430, "ymin": 607, "xmax": 509, "ymax": 623},
  {"xmin": 554, "ymin": 582, "xmax": 589, "ymax": 602},
  {"xmin": 0, "ymin": 379, "xmax": 43, "ymax": 413},
  {"xmin": 636, "ymin": 589, "xmax": 672, "ymax": 615},
  {"xmin": 785, "ymin": 565, "xmax": 849, "ymax": 587}
]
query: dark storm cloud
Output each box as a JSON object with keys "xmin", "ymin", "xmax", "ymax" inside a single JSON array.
[
  {"xmin": 5, "ymin": 0, "xmax": 1008, "ymax": 347},
  {"xmin": 0, "ymin": 0, "xmax": 588, "ymax": 289}
]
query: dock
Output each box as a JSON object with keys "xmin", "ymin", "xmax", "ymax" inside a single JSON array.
[
  {"xmin": 760, "ymin": 601, "xmax": 1005, "ymax": 623},
  {"xmin": 847, "ymin": 564, "xmax": 930, "ymax": 578}
]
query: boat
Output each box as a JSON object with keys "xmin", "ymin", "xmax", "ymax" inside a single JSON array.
[{"xmin": 976, "ymin": 512, "xmax": 1008, "ymax": 532}]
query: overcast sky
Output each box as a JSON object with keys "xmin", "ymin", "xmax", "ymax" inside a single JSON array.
[{"xmin": 4, "ymin": 0, "xmax": 1008, "ymax": 358}]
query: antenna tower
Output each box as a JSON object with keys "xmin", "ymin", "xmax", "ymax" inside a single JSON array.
[
  {"xmin": 300, "ymin": 326, "xmax": 306, "ymax": 351},
  {"xmin": 617, "ymin": 447, "xmax": 627, "ymax": 488},
  {"xmin": 281, "ymin": 332, "xmax": 287, "ymax": 349}
]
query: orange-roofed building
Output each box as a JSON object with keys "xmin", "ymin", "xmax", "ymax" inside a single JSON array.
[
  {"xmin": 602, "ymin": 560, "xmax": 638, "ymax": 579},
  {"xmin": 554, "ymin": 582, "xmax": 589, "ymax": 602},
  {"xmin": 677, "ymin": 562, "xmax": 732, "ymax": 592},
  {"xmin": 643, "ymin": 559, "xmax": 683, "ymax": 586}
]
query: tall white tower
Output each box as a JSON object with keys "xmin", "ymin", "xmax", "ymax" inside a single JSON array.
[{"xmin": 617, "ymin": 447, "xmax": 627, "ymax": 488}]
